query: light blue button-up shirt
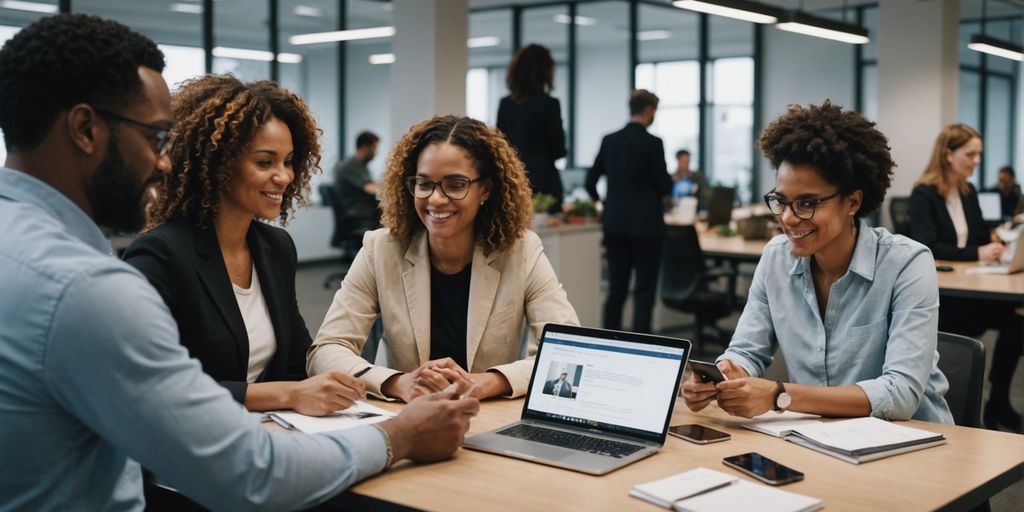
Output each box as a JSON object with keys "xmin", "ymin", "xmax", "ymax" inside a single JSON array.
[
  {"xmin": 719, "ymin": 221, "xmax": 953, "ymax": 424},
  {"xmin": 0, "ymin": 167, "xmax": 387, "ymax": 510}
]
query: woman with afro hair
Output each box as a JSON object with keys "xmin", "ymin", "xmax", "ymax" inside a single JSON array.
[
  {"xmin": 682, "ymin": 101, "xmax": 952, "ymax": 424},
  {"xmin": 308, "ymin": 115, "xmax": 580, "ymax": 402}
]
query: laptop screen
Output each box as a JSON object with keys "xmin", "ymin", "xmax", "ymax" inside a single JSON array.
[
  {"xmin": 523, "ymin": 326, "xmax": 688, "ymax": 444},
  {"xmin": 978, "ymin": 192, "xmax": 1002, "ymax": 222}
]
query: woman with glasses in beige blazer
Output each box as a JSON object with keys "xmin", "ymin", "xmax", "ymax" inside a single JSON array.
[{"xmin": 308, "ymin": 115, "xmax": 580, "ymax": 402}]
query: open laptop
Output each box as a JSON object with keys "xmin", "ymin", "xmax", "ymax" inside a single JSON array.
[
  {"xmin": 462, "ymin": 324, "xmax": 690, "ymax": 475},
  {"xmin": 969, "ymin": 230, "xmax": 1024, "ymax": 275}
]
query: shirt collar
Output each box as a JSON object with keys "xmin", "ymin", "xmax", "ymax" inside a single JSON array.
[
  {"xmin": 0, "ymin": 167, "xmax": 111, "ymax": 254},
  {"xmin": 787, "ymin": 219, "xmax": 876, "ymax": 282}
]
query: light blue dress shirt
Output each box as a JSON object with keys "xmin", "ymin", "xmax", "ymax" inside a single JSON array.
[
  {"xmin": 719, "ymin": 221, "xmax": 953, "ymax": 424},
  {"xmin": 0, "ymin": 167, "xmax": 387, "ymax": 510}
]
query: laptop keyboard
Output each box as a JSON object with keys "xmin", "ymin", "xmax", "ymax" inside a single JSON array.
[{"xmin": 497, "ymin": 424, "xmax": 645, "ymax": 458}]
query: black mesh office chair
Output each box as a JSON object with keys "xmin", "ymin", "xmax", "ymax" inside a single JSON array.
[
  {"xmin": 936, "ymin": 331, "xmax": 986, "ymax": 428},
  {"xmin": 660, "ymin": 225, "xmax": 732, "ymax": 356},
  {"xmin": 320, "ymin": 184, "xmax": 368, "ymax": 289},
  {"xmin": 889, "ymin": 196, "xmax": 912, "ymax": 236}
]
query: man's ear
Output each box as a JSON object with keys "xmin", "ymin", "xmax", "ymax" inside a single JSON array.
[{"xmin": 65, "ymin": 103, "xmax": 104, "ymax": 156}]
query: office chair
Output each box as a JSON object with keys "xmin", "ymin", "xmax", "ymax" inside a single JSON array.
[
  {"xmin": 320, "ymin": 184, "xmax": 367, "ymax": 289},
  {"xmin": 659, "ymin": 225, "xmax": 732, "ymax": 356},
  {"xmin": 936, "ymin": 331, "xmax": 986, "ymax": 428},
  {"xmin": 889, "ymin": 196, "xmax": 912, "ymax": 237}
]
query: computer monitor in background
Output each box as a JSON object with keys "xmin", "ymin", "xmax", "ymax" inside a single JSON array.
[
  {"xmin": 977, "ymin": 192, "xmax": 1002, "ymax": 223},
  {"xmin": 705, "ymin": 186, "xmax": 736, "ymax": 227}
]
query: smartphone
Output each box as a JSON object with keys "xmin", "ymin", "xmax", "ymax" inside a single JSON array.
[
  {"xmin": 722, "ymin": 452, "xmax": 804, "ymax": 485},
  {"xmin": 668, "ymin": 424, "xmax": 731, "ymax": 444},
  {"xmin": 687, "ymin": 359, "xmax": 727, "ymax": 383}
]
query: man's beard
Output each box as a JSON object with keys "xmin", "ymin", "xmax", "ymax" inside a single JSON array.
[{"xmin": 86, "ymin": 131, "xmax": 150, "ymax": 233}]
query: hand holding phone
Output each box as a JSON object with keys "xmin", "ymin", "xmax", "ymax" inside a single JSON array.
[
  {"xmin": 668, "ymin": 424, "xmax": 731, "ymax": 444},
  {"xmin": 687, "ymin": 359, "xmax": 728, "ymax": 383},
  {"xmin": 722, "ymin": 452, "xmax": 804, "ymax": 485}
]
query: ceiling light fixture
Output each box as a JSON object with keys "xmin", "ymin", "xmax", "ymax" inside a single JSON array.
[
  {"xmin": 289, "ymin": 26, "xmax": 395, "ymax": 45},
  {"xmin": 212, "ymin": 47, "xmax": 303, "ymax": 64},
  {"xmin": 637, "ymin": 30, "xmax": 672, "ymax": 42},
  {"xmin": 293, "ymin": 5, "xmax": 322, "ymax": 18},
  {"xmin": 468, "ymin": 36, "xmax": 501, "ymax": 48},
  {"xmin": 368, "ymin": 53, "xmax": 395, "ymax": 65},
  {"xmin": 553, "ymin": 14, "xmax": 597, "ymax": 26},
  {"xmin": 968, "ymin": 0, "xmax": 1024, "ymax": 62},
  {"xmin": 775, "ymin": 11, "xmax": 869, "ymax": 45},
  {"xmin": 672, "ymin": 0, "xmax": 782, "ymax": 24},
  {"xmin": 169, "ymin": 3, "xmax": 202, "ymax": 14},
  {"xmin": 0, "ymin": 1, "xmax": 58, "ymax": 14}
]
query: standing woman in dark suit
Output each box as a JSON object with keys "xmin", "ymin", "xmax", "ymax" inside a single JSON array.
[
  {"xmin": 909, "ymin": 123, "xmax": 1021, "ymax": 432},
  {"xmin": 125, "ymin": 75, "xmax": 365, "ymax": 416},
  {"xmin": 496, "ymin": 44, "xmax": 567, "ymax": 213}
]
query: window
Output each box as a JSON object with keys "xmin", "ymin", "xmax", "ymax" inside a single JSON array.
[
  {"xmin": 707, "ymin": 16, "xmax": 754, "ymax": 199},
  {"xmin": 212, "ymin": 0, "xmax": 271, "ymax": 81},
  {"xmin": 574, "ymin": 1, "xmax": 628, "ymax": 170},
  {"xmin": 467, "ymin": 9, "xmax": 512, "ymax": 126}
]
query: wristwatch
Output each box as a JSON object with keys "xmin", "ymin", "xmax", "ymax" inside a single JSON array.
[{"xmin": 773, "ymin": 380, "xmax": 792, "ymax": 412}]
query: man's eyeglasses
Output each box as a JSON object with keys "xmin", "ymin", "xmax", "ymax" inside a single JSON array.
[
  {"xmin": 763, "ymin": 190, "xmax": 839, "ymax": 220},
  {"xmin": 405, "ymin": 175, "xmax": 485, "ymax": 200},
  {"xmin": 95, "ymin": 109, "xmax": 171, "ymax": 157}
]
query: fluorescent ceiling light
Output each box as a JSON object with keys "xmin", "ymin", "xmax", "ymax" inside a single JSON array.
[
  {"xmin": 553, "ymin": 14, "xmax": 597, "ymax": 26},
  {"xmin": 169, "ymin": 2, "xmax": 202, "ymax": 14},
  {"xmin": 968, "ymin": 34, "xmax": 1024, "ymax": 62},
  {"xmin": 369, "ymin": 53, "xmax": 395, "ymax": 65},
  {"xmin": 212, "ymin": 47, "xmax": 303, "ymax": 64},
  {"xmin": 672, "ymin": 0, "xmax": 782, "ymax": 24},
  {"xmin": 0, "ymin": 1, "xmax": 58, "ymax": 13},
  {"xmin": 775, "ymin": 11, "xmax": 869, "ymax": 45},
  {"xmin": 637, "ymin": 30, "xmax": 671, "ymax": 42},
  {"xmin": 289, "ymin": 26, "xmax": 395, "ymax": 45},
  {"xmin": 293, "ymin": 5, "xmax": 322, "ymax": 18},
  {"xmin": 468, "ymin": 36, "xmax": 501, "ymax": 48}
]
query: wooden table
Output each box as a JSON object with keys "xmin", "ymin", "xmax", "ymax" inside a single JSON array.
[{"xmin": 335, "ymin": 399, "xmax": 1024, "ymax": 512}]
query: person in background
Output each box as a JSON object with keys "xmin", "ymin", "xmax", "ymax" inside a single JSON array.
[
  {"xmin": 497, "ymin": 44, "xmax": 567, "ymax": 214},
  {"xmin": 909, "ymin": 124, "xmax": 1021, "ymax": 432},
  {"xmin": 0, "ymin": 14, "xmax": 477, "ymax": 509},
  {"xmin": 125, "ymin": 75, "xmax": 364, "ymax": 416},
  {"xmin": 585, "ymin": 89, "xmax": 673, "ymax": 334},
  {"xmin": 672, "ymin": 149, "xmax": 709, "ymax": 208},
  {"xmin": 335, "ymin": 130, "xmax": 382, "ymax": 232},
  {"xmin": 682, "ymin": 101, "xmax": 952, "ymax": 424},
  {"xmin": 992, "ymin": 165, "xmax": 1021, "ymax": 221},
  {"xmin": 308, "ymin": 115, "xmax": 580, "ymax": 402}
]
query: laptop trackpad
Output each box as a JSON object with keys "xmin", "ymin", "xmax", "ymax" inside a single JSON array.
[{"xmin": 516, "ymin": 443, "xmax": 574, "ymax": 461}]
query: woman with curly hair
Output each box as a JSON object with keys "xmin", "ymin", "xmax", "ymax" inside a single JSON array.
[
  {"xmin": 682, "ymin": 101, "xmax": 952, "ymax": 423},
  {"xmin": 124, "ymin": 74, "xmax": 366, "ymax": 416},
  {"xmin": 909, "ymin": 125, "xmax": 1021, "ymax": 431},
  {"xmin": 308, "ymin": 115, "xmax": 580, "ymax": 402}
]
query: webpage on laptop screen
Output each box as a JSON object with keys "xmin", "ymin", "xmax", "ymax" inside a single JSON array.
[{"xmin": 525, "ymin": 331, "xmax": 685, "ymax": 436}]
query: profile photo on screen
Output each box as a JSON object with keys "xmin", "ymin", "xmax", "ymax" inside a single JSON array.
[{"xmin": 542, "ymin": 361, "xmax": 582, "ymax": 399}]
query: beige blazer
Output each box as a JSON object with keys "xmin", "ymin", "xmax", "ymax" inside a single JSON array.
[{"xmin": 307, "ymin": 228, "xmax": 580, "ymax": 398}]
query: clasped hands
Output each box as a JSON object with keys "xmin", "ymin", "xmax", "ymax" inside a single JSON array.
[
  {"xmin": 381, "ymin": 357, "xmax": 512, "ymax": 403},
  {"xmin": 680, "ymin": 359, "xmax": 779, "ymax": 419}
]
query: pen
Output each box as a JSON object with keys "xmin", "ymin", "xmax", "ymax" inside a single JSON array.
[
  {"xmin": 265, "ymin": 412, "xmax": 296, "ymax": 431},
  {"xmin": 353, "ymin": 367, "xmax": 372, "ymax": 378}
]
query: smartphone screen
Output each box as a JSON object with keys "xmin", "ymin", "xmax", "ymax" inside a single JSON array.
[
  {"xmin": 669, "ymin": 424, "xmax": 731, "ymax": 444},
  {"xmin": 687, "ymin": 359, "xmax": 726, "ymax": 383},
  {"xmin": 722, "ymin": 452, "xmax": 804, "ymax": 485}
]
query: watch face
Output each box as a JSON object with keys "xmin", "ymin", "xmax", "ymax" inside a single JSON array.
[{"xmin": 778, "ymin": 392, "xmax": 792, "ymax": 409}]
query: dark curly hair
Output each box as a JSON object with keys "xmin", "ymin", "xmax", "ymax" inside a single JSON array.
[
  {"xmin": 506, "ymin": 44, "xmax": 555, "ymax": 103},
  {"xmin": 0, "ymin": 14, "xmax": 164, "ymax": 151},
  {"xmin": 380, "ymin": 115, "xmax": 534, "ymax": 255},
  {"xmin": 758, "ymin": 101, "xmax": 894, "ymax": 219},
  {"xmin": 147, "ymin": 74, "xmax": 322, "ymax": 228}
]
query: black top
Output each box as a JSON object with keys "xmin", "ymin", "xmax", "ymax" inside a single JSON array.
[
  {"xmin": 333, "ymin": 156, "xmax": 379, "ymax": 222},
  {"xmin": 429, "ymin": 263, "xmax": 472, "ymax": 369},
  {"xmin": 909, "ymin": 183, "xmax": 991, "ymax": 261},
  {"xmin": 496, "ymin": 94, "xmax": 568, "ymax": 209},
  {"xmin": 124, "ymin": 219, "xmax": 312, "ymax": 403},
  {"xmin": 585, "ymin": 122, "xmax": 673, "ymax": 238},
  {"xmin": 993, "ymin": 185, "xmax": 1022, "ymax": 220}
]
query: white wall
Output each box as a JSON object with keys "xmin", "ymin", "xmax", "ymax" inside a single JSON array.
[{"xmin": 758, "ymin": 28, "xmax": 856, "ymax": 196}]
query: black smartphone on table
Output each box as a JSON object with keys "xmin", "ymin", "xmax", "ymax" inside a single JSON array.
[
  {"xmin": 722, "ymin": 452, "xmax": 804, "ymax": 485},
  {"xmin": 687, "ymin": 359, "xmax": 727, "ymax": 383},
  {"xmin": 668, "ymin": 424, "xmax": 731, "ymax": 444}
]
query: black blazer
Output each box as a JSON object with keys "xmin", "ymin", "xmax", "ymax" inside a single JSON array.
[
  {"xmin": 585, "ymin": 122, "xmax": 673, "ymax": 238},
  {"xmin": 909, "ymin": 183, "xmax": 991, "ymax": 261},
  {"xmin": 496, "ymin": 94, "xmax": 567, "ymax": 202},
  {"xmin": 124, "ymin": 219, "xmax": 311, "ymax": 403}
]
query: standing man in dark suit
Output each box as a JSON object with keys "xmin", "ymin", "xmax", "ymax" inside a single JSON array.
[{"xmin": 586, "ymin": 90, "xmax": 673, "ymax": 334}]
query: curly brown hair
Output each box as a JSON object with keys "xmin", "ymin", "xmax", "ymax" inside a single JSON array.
[
  {"xmin": 146, "ymin": 74, "xmax": 321, "ymax": 228},
  {"xmin": 758, "ymin": 100, "xmax": 894, "ymax": 219},
  {"xmin": 506, "ymin": 44, "xmax": 554, "ymax": 103},
  {"xmin": 380, "ymin": 115, "xmax": 534, "ymax": 254}
]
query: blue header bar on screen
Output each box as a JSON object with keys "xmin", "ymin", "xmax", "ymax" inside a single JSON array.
[{"xmin": 543, "ymin": 334, "xmax": 684, "ymax": 360}]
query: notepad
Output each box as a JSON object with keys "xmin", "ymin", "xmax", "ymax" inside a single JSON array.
[
  {"xmin": 630, "ymin": 467, "xmax": 738, "ymax": 508},
  {"xmin": 742, "ymin": 410, "xmax": 822, "ymax": 437},
  {"xmin": 673, "ymin": 479, "xmax": 823, "ymax": 512},
  {"xmin": 781, "ymin": 416, "xmax": 946, "ymax": 464},
  {"xmin": 269, "ymin": 400, "xmax": 395, "ymax": 433}
]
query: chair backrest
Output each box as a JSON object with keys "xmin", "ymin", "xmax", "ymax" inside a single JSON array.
[
  {"xmin": 935, "ymin": 331, "xmax": 985, "ymax": 427},
  {"xmin": 660, "ymin": 225, "xmax": 705, "ymax": 303},
  {"xmin": 889, "ymin": 196, "xmax": 912, "ymax": 236},
  {"xmin": 319, "ymin": 183, "xmax": 348, "ymax": 248}
]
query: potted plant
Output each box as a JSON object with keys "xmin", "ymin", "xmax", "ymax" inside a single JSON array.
[{"xmin": 567, "ymin": 199, "xmax": 596, "ymax": 225}]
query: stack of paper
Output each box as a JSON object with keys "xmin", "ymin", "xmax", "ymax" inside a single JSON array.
[
  {"xmin": 631, "ymin": 468, "xmax": 822, "ymax": 512},
  {"xmin": 268, "ymin": 400, "xmax": 395, "ymax": 433},
  {"xmin": 781, "ymin": 416, "xmax": 946, "ymax": 464},
  {"xmin": 630, "ymin": 467, "xmax": 737, "ymax": 508},
  {"xmin": 742, "ymin": 410, "xmax": 822, "ymax": 437}
]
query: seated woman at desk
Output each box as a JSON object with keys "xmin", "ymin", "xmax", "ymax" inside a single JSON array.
[
  {"xmin": 307, "ymin": 115, "xmax": 580, "ymax": 402},
  {"xmin": 125, "ymin": 75, "xmax": 365, "ymax": 416},
  {"xmin": 908, "ymin": 124, "xmax": 1021, "ymax": 431},
  {"xmin": 682, "ymin": 101, "xmax": 953, "ymax": 424}
]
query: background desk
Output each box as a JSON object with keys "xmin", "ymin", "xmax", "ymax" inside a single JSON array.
[{"xmin": 337, "ymin": 399, "xmax": 1024, "ymax": 511}]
